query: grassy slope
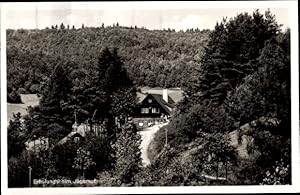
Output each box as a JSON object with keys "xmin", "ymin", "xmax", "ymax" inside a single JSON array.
[{"xmin": 7, "ymin": 94, "xmax": 40, "ymax": 124}]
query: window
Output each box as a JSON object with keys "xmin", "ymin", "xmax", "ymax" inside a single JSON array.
[
  {"xmin": 74, "ymin": 136, "xmax": 80, "ymax": 143},
  {"xmin": 141, "ymin": 107, "xmax": 149, "ymax": 114},
  {"xmin": 148, "ymin": 98, "xmax": 152, "ymax": 103},
  {"xmin": 152, "ymin": 107, "xmax": 160, "ymax": 114},
  {"xmin": 138, "ymin": 120, "xmax": 144, "ymax": 127}
]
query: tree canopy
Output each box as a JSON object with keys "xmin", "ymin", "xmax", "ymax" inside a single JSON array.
[{"xmin": 7, "ymin": 25, "xmax": 210, "ymax": 103}]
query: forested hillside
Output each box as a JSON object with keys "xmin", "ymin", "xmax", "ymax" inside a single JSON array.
[
  {"xmin": 7, "ymin": 25, "xmax": 210, "ymax": 102},
  {"xmin": 146, "ymin": 10, "xmax": 291, "ymax": 185}
]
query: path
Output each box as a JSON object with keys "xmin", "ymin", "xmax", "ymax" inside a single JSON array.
[{"xmin": 138, "ymin": 122, "xmax": 168, "ymax": 166}]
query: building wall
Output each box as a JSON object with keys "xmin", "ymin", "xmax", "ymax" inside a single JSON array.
[
  {"xmin": 134, "ymin": 95, "xmax": 170, "ymax": 118},
  {"xmin": 133, "ymin": 117, "xmax": 167, "ymax": 128}
]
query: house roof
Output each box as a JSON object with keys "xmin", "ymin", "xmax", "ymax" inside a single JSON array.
[
  {"xmin": 137, "ymin": 87, "xmax": 183, "ymax": 104},
  {"xmin": 57, "ymin": 124, "xmax": 86, "ymax": 145},
  {"xmin": 168, "ymin": 91, "xmax": 184, "ymax": 104},
  {"xmin": 137, "ymin": 93, "xmax": 174, "ymax": 115},
  {"xmin": 136, "ymin": 88, "xmax": 184, "ymax": 115},
  {"xmin": 149, "ymin": 94, "xmax": 173, "ymax": 115},
  {"xmin": 137, "ymin": 92, "xmax": 147, "ymax": 103},
  {"xmin": 139, "ymin": 87, "xmax": 183, "ymax": 104}
]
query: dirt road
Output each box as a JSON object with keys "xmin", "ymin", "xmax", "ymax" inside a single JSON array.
[{"xmin": 138, "ymin": 122, "xmax": 168, "ymax": 166}]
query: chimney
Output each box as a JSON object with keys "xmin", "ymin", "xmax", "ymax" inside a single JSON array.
[{"xmin": 163, "ymin": 89, "xmax": 168, "ymax": 103}]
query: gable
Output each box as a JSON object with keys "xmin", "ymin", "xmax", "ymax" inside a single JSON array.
[
  {"xmin": 140, "ymin": 94, "xmax": 172, "ymax": 114},
  {"xmin": 141, "ymin": 94, "xmax": 157, "ymax": 104}
]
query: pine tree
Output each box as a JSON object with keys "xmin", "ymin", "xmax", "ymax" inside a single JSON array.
[
  {"xmin": 78, "ymin": 47, "xmax": 135, "ymax": 139},
  {"xmin": 36, "ymin": 63, "xmax": 73, "ymax": 138},
  {"xmin": 60, "ymin": 23, "xmax": 65, "ymax": 30},
  {"xmin": 187, "ymin": 10, "xmax": 281, "ymax": 106},
  {"xmin": 227, "ymin": 37, "xmax": 291, "ymax": 184}
]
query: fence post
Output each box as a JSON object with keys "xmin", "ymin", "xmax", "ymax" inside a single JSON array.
[{"xmin": 28, "ymin": 166, "xmax": 32, "ymax": 187}]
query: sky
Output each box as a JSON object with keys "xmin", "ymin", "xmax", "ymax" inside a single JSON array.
[{"xmin": 2, "ymin": 1, "xmax": 293, "ymax": 31}]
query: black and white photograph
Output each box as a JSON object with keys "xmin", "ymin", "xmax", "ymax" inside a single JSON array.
[{"xmin": 1, "ymin": 1, "xmax": 299, "ymax": 194}]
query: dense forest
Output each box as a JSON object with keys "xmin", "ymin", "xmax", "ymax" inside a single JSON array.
[
  {"xmin": 147, "ymin": 10, "xmax": 291, "ymax": 185},
  {"xmin": 7, "ymin": 24, "xmax": 210, "ymax": 103},
  {"xmin": 8, "ymin": 9, "xmax": 291, "ymax": 187}
]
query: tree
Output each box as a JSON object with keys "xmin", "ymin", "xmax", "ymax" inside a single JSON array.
[
  {"xmin": 111, "ymin": 87, "xmax": 137, "ymax": 123},
  {"xmin": 42, "ymin": 148, "xmax": 58, "ymax": 179},
  {"xmin": 206, "ymin": 133, "xmax": 236, "ymax": 181},
  {"xmin": 87, "ymin": 47, "xmax": 135, "ymax": 138},
  {"xmin": 8, "ymin": 150, "xmax": 45, "ymax": 187},
  {"xmin": 7, "ymin": 87, "xmax": 22, "ymax": 103},
  {"xmin": 31, "ymin": 63, "xmax": 73, "ymax": 139},
  {"xmin": 72, "ymin": 147, "xmax": 96, "ymax": 179},
  {"xmin": 53, "ymin": 140, "xmax": 79, "ymax": 179},
  {"xmin": 112, "ymin": 123, "xmax": 142, "ymax": 185},
  {"xmin": 8, "ymin": 113, "xmax": 28, "ymax": 158},
  {"xmin": 187, "ymin": 10, "xmax": 281, "ymax": 106},
  {"xmin": 60, "ymin": 23, "xmax": 65, "ymax": 30},
  {"xmin": 227, "ymin": 37, "xmax": 291, "ymax": 184},
  {"xmin": 82, "ymin": 132, "xmax": 114, "ymax": 177}
]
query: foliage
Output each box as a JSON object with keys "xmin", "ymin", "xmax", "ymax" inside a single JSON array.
[
  {"xmin": 81, "ymin": 132, "xmax": 114, "ymax": 175},
  {"xmin": 51, "ymin": 138, "xmax": 80, "ymax": 180},
  {"xmin": 186, "ymin": 9, "xmax": 282, "ymax": 105},
  {"xmin": 72, "ymin": 147, "xmax": 96, "ymax": 179},
  {"xmin": 260, "ymin": 158, "xmax": 290, "ymax": 185},
  {"xmin": 148, "ymin": 10, "xmax": 291, "ymax": 185},
  {"xmin": 22, "ymin": 63, "xmax": 74, "ymax": 140},
  {"xmin": 7, "ymin": 87, "xmax": 22, "ymax": 103},
  {"xmin": 8, "ymin": 113, "xmax": 28, "ymax": 158},
  {"xmin": 136, "ymin": 146, "xmax": 209, "ymax": 186},
  {"xmin": 7, "ymin": 26, "xmax": 210, "ymax": 99},
  {"xmin": 192, "ymin": 133, "xmax": 237, "ymax": 180},
  {"xmin": 8, "ymin": 150, "xmax": 47, "ymax": 187},
  {"xmin": 8, "ymin": 152, "xmax": 31, "ymax": 187},
  {"xmin": 112, "ymin": 123, "xmax": 142, "ymax": 186},
  {"xmin": 42, "ymin": 149, "xmax": 58, "ymax": 179}
]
